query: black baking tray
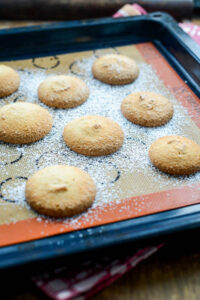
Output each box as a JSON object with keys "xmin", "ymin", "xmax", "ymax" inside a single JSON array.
[{"xmin": 0, "ymin": 12, "xmax": 199, "ymax": 270}]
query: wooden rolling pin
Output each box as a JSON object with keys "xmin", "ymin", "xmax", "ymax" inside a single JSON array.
[{"xmin": 0, "ymin": 0, "xmax": 196, "ymax": 20}]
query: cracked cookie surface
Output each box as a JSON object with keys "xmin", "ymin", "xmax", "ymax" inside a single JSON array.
[
  {"xmin": 63, "ymin": 115, "xmax": 124, "ymax": 156},
  {"xmin": 149, "ymin": 136, "xmax": 200, "ymax": 175},
  {"xmin": 121, "ymin": 91, "xmax": 174, "ymax": 127},
  {"xmin": 26, "ymin": 165, "xmax": 96, "ymax": 217}
]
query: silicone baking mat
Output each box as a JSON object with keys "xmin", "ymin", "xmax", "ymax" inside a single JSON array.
[{"xmin": 0, "ymin": 42, "xmax": 200, "ymax": 247}]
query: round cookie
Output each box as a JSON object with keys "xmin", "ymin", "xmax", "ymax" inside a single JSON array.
[
  {"xmin": 26, "ymin": 165, "xmax": 96, "ymax": 218},
  {"xmin": 0, "ymin": 102, "xmax": 53, "ymax": 144},
  {"xmin": 0, "ymin": 65, "xmax": 20, "ymax": 97},
  {"xmin": 38, "ymin": 75, "xmax": 89, "ymax": 108},
  {"xmin": 121, "ymin": 92, "xmax": 174, "ymax": 127},
  {"xmin": 149, "ymin": 136, "xmax": 200, "ymax": 175},
  {"xmin": 92, "ymin": 54, "xmax": 139, "ymax": 85},
  {"xmin": 63, "ymin": 115, "xmax": 124, "ymax": 156}
]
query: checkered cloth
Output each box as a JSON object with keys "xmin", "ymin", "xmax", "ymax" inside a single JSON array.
[{"xmin": 34, "ymin": 245, "xmax": 163, "ymax": 300}]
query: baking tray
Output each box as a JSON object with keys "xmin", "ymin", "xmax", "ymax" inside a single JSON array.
[{"xmin": 0, "ymin": 12, "xmax": 200, "ymax": 270}]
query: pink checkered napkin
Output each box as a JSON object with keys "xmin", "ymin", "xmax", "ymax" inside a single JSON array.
[
  {"xmin": 179, "ymin": 23, "xmax": 200, "ymax": 45},
  {"xmin": 34, "ymin": 245, "xmax": 163, "ymax": 300},
  {"xmin": 113, "ymin": 3, "xmax": 147, "ymax": 18}
]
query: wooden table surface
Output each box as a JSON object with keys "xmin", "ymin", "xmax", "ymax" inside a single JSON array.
[
  {"xmin": 0, "ymin": 19, "xmax": 200, "ymax": 300},
  {"xmin": 2, "ymin": 235, "xmax": 200, "ymax": 300}
]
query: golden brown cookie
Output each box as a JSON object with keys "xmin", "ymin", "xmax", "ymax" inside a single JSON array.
[
  {"xmin": 0, "ymin": 65, "xmax": 20, "ymax": 97},
  {"xmin": 0, "ymin": 102, "xmax": 53, "ymax": 144},
  {"xmin": 63, "ymin": 115, "xmax": 124, "ymax": 156},
  {"xmin": 149, "ymin": 136, "xmax": 200, "ymax": 175},
  {"xmin": 26, "ymin": 165, "xmax": 96, "ymax": 217},
  {"xmin": 121, "ymin": 92, "xmax": 174, "ymax": 127},
  {"xmin": 92, "ymin": 54, "xmax": 139, "ymax": 85},
  {"xmin": 38, "ymin": 75, "xmax": 89, "ymax": 108}
]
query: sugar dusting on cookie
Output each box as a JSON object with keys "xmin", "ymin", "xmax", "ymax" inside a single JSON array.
[{"xmin": 0, "ymin": 54, "xmax": 200, "ymax": 226}]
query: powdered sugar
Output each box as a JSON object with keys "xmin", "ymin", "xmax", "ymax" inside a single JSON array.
[
  {"xmin": 0, "ymin": 53, "xmax": 200, "ymax": 224},
  {"xmin": 2, "ymin": 179, "xmax": 27, "ymax": 205}
]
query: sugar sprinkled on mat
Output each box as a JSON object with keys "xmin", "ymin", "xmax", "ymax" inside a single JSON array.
[
  {"xmin": 2, "ymin": 180, "xmax": 27, "ymax": 206},
  {"xmin": 0, "ymin": 55, "xmax": 200, "ymax": 224}
]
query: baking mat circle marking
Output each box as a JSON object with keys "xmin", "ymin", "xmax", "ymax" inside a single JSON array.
[
  {"xmin": 32, "ymin": 56, "xmax": 60, "ymax": 70},
  {"xmin": 0, "ymin": 176, "xmax": 27, "ymax": 203},
  {"xmin": 0, "ymin": 144, "xmax": 24, "ymax": 166}
]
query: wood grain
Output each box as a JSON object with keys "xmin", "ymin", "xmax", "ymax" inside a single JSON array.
[{"xmin": 94, "ymin": 242, "xmax": 200, "ymax": 300}]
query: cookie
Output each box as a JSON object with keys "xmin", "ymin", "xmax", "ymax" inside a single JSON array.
[
  {"xmin": 0, "ymin": 65, "xmax": 20, "ymax": 97},
  {"xmin": 0, "ymin": 102, "xmax": 53, "ymax": 144},
  {"xmin": 121, "ymin": 92, "xmax": 174, "ymax": 127},
  {"xmin": 149, "ymin": 136, "xmax": 200, "ymax": 175},
  {"xmin": 63, "ymin": 115, "xmax": 124, "ymax": 156},
  {"xmin": 38, "ymin": 75, "xmax": 89, "ymax": 108},
  {"xmin": 26, "ymin": 165, "xmax": 96, "ymax": 217},
  {"xmin": 92, "ymin": 54, "xmax": 139, "ymax": 85}
]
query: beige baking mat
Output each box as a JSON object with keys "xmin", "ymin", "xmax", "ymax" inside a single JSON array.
[{"xmin": 0, "ymin": 42, "xmax": 200, "ymax": 247}]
